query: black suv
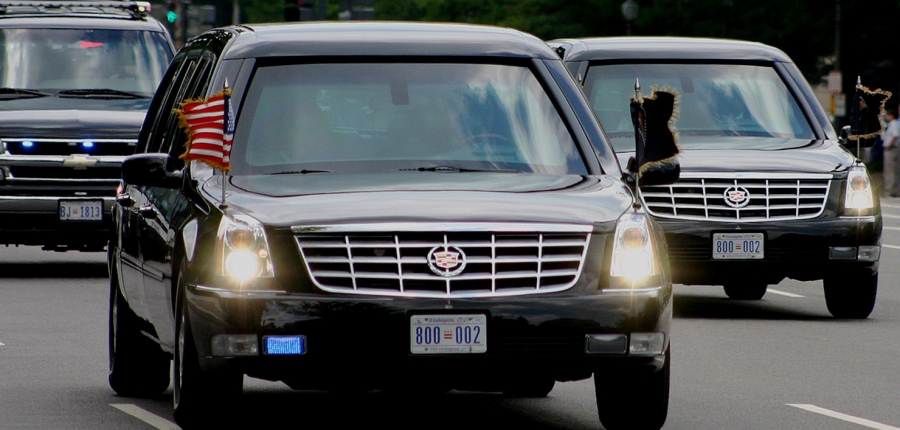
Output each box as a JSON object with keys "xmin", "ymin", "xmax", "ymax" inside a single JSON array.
[
  {"xmin": 550, "ymin": 37, "xmax": 882, "ymax": 318},
  {"xmin": 0, "ymin": 0, "xmax": 174, "ymax": 252},
  {"xmin": 108, "ymin": 22, "xmax": 679, "ymax": 429}
]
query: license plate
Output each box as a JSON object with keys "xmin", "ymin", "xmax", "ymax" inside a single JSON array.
[
  {"xmin": 713, "ymin": 233, "xmax": 764, "ymax": 259},
  {"xmin": 59, "ymin": 200, "xmax": 103, "ymax": 221},
  {"xmin": 410, "ymin": 314, "xmax": 487, "ymax": 354}
]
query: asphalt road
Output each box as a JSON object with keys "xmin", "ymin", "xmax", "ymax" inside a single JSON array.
[{"xmin": 0, "ymin": 200, "xmax": 898, "ymax": 429}]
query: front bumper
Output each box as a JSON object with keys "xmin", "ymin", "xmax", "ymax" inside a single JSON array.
[
  {"xmin": 0, "ymin": 196, "xmax": 115, "ymax": 249},
  {"xmin": 658, "ymin": 216, "xmax": 881, "ymax": 285},
  {"xmin": 185, "ymin": 285, "xmax": 672, "ymax": 390}
]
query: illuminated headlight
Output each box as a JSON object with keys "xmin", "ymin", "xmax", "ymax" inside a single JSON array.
[
  {"xmin": 610, "ymin": 212, "xmax": 659, "ymax": 283},
  {"xmin": 217, "ymin": 214, "xmax": 274, "ymax": 281},
  {"xmin": 844, "ymin": 166, "xmax": 874, "ymax": 210}
]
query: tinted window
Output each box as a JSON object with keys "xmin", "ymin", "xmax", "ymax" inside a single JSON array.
[
  {"xmin": 231, "ymin": 62, "xmax": 587, "ymax": 175},
  {"xmin": 583, "ymin": 63, "xmax": 815, "ymax": 151},
  {"xmin": 0, "ymin": 28, "xmax": 171, "ymax": 97}
]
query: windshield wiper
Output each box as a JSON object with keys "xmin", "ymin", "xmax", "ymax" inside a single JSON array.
[
  {"xmin": 57, "ymin": 89, "xmax": 149, "ymax": 99},
  {"xmin": 0, "ymin": 87, "xmax": 52, "ymax": 100},
  {"xmin": 269, "ymin": 169, "xmax": 334, "ymax": 175},
  {"xmin": 410, "ymin": 166, "xmax": 521, "ymax": 173}
]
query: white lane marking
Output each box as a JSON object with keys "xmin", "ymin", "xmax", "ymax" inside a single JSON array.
[
  {"xmin": 884, "ymin": 227, "xmax": 900, "ymax": 231},
  {"xmin": 110, "ymin": 404, "xmax": 180, "ymax": 430},
  {"xmin": 0, "ymin": 341, "xmax": 4, "ymax": 346},
  {"xmin": 882, "ymin": 213, "xmax": 900, "ymax": 219},
  {"xmin": 767, "ymin": 289, "xmax": 804, "ymax": 298},
  {"xmin": 883, "ymin": 244, "xmax": 900, "ymax": 250},
  {"xmin": 880, "ymin": 203, "xmax": 900, "ymax": 209},
  {"xmin": 788, "ymin": 404, "xmax": 900, "ymax": 430}
]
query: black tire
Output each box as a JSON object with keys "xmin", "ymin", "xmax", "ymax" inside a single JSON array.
[
  {"xmin": 595, "ymin": 348, "xmax": 670, "ymax": 430},
  {"xmin": 823, "ymin": 272, "xmax": 878, "ymax": 319},
  {"xmin": 172, "ymin": 268, "xmax": 243, "ymax": 429},
  {"xmin": 723, "ymin": 282, "xmax": 768, "ymax": 300},
  {"xmin": 108, "ymin": 267, "xmax": 170, "ymax": 397},
  {"xmin": 502, "ymin": 378, "xmax": 556, "ymax": 398}
]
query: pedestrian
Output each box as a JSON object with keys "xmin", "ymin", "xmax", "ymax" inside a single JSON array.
[{"xmin": 881, "ymin": 109, "xmax": 900, "ymax": 197}]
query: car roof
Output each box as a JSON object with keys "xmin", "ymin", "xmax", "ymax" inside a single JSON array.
[
  {"xmin": 551, "ymin": 36, "xmax": 793, "ymax": 63},
  {"xmin": 0, "ymin": 15, "xmax": 165, "ymax": 30},
  {"xmin": 0, "ymin": 1, "xmax": 164, "ymax": 31},
  {"xmin": 219, "ymin": 21, "xmax": 560, "ymax": 60}
]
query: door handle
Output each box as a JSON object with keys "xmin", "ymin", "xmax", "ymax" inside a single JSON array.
[
  {"xmin": 138, "ymin": 205, "xmax": 158, "ymax": 219},
  {"xmin": 115, "ymin": 193, "xmax": 134, "ymax": 207}
]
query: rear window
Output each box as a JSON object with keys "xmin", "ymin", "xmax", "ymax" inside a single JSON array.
[
  {"xmin": 231, "ymin": 62, "xmax": 587, "ymax": 175},
  {"xmin": 583, "ymin": 63, "xmax": 815, "ymax": 151}
]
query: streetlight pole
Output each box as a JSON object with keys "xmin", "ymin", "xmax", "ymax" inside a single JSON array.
[{"xmin": 621, "ymin": 0, "xmax": 639, "ymax": 36}]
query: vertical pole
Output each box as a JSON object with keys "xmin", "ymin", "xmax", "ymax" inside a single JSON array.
[{"xmin": 174, "ymin": 0, "xmax": 183, "ymax": 48}]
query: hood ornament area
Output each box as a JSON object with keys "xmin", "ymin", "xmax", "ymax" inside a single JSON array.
[
  {"xmin": 723, "ymin": 186, "xmax": 751, "ymax": 208},
  {"xmin": 427, "ymin": 246, "xmax": 467, "ymax": 277}
]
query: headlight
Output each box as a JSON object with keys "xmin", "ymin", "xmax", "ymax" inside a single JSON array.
[
  {"xmin": 217, "ymin": 214, "xmax": 274, "ymax": 282},
  {"xmin": 844, "ymin": 166, "xmax": 874, "ymax": 210},
  {"xmin": 610, "ymin": 212, "xmax": 659, "ymax": 283}
]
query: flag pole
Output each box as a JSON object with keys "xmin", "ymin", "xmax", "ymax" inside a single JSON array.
[
  {"xmin": 633, "ymin": 78, "xmax": 642, "ymax": 211},
  {"xmin": 855, "ymin": 76, "xmax": 862, "ymax": 163},
  {"xmin": 221, "ymin": 79, "xmax": 230, "ymax": 209}
]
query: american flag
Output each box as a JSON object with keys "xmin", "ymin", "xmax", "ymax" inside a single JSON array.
[{"xmin": 176, "ymin": 85, "xmax": 234, "ymax": 172}]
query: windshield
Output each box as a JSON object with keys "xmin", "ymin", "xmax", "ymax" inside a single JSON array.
[
  {"xmin": 231, "ymin": 62, "xmax": 587, "ymax": 175},
  {"xmin": 0, "ymin": 28, "xmax": 171, "ymax": 97},
  {"xmin": 583, "ymin": 63, "xmax": 815, "ymax": 152}
]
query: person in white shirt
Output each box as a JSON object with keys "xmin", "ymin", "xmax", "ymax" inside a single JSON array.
[{"xmin": 882, "ymin": 109, "xmax": 900, "ymax": 197}]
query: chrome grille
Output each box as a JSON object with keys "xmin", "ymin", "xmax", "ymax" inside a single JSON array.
[
  {"xmin": 640, "ymin": 173, "xmax": 832, "ymax": 222},
  {"xmin": 294, "ymin": 223, "xmax": 592, "ymax": 298}
]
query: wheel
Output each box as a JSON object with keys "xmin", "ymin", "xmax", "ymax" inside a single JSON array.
[
  {"xmin": 501, "ymin": 378, "xmax": 556, "ymax": 398},
  {"xmin": 723, "ymin": 282, "xmax": 768, "ymax": 300},
  {"xmin": 108, "ymin": 266, "xmax": 170, "ymax": 397},
  {"xmin": 595, "ymin": 348, "xmax": 669, "ymax": 430},
  {"xmin": 823, "ymin": 272, "xmax": 877, "ymax": 319},
  {"xmin": 173, "ymin": 267, "xmax": 243, "ymax": 429}
]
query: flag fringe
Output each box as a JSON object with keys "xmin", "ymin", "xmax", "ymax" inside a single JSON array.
[
  {"xmin": 849, "ymin": 84, "xmax": 892, "ymax": 141},
  {"xmin": 634, "ymin": 86, "xmax": 681, "ymax": 176},
  {"xmin": 175, "ymin": 88, "xmax": 232, "ymax": 170}
]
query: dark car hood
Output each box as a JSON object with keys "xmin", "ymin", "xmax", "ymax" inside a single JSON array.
[
  {"xmin": 216, "ymin": 173, "xmax": 633, "ymax": 227},
  {"xmin": 615, "ymin": 139, "xmax": 856, "ymax": 174},
  {"xmin": 0, "ymin": 109, "xmax": 146, "ymax": 139}
]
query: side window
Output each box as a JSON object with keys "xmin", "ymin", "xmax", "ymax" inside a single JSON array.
[
  {"xmin": 143, "ymin": 56, "xmax": 195, "ymax": 154},
  {"xmin": 162, "ymin": 55, "xmax": 215, "ymax": 169}
]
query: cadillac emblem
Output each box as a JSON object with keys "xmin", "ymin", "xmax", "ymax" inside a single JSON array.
[
  {"xmin": 723, "ymin": 186, "xmax": 751, "ymax": 208},
  {"xmin": 427, "ymin": 246, "xmax": 467, "ymax": 277}
]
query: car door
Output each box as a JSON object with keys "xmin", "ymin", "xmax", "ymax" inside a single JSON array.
[
  {"xmin": 115, "ymin": 52, "xmax": 190, "ymax": 322},
  {"xmin": 139, "ymin": 53, "xmax": 215, "ymax": 351}
]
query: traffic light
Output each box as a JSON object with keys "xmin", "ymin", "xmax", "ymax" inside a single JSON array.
[
  {"xmin": 166, "ymin": 1, "xmax": 177, "ymax": 23},
  {"xmin": 285, "ymin": 0, "xmax": 314, "ymax": 21}
]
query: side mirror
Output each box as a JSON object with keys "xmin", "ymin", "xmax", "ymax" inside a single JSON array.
[
  {"xmin": 122, "ymin": 153, "xmax": 182, "ymax": 188},
  {"xmin": 840, "ymin": 125, "xmax": 876, "ymax": 149}
]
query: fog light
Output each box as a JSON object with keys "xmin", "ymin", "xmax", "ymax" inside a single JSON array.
[
  {"xmin": 858, "ymin": 245, "xmax": 881, "ymax": 262},
  {"xmin": 630, "ymin": 333, "xmax": 665, "ymax": 355},
  {"xmin": 585, "ymin": 334, "xmax": 627, "ymax": 354},
  {"xmin": 829, "ymin": 246, "xmax": 857, "ymax": 260},
  {"xmin": 264, "ymin": 336, "xmax": 306, "ymax": 355},
  {"xmin": 211, "ymin": 334, "xmax": 258, "ymax": 356}
]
